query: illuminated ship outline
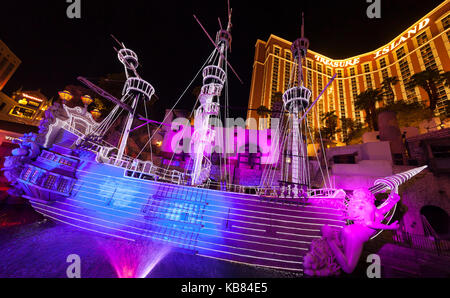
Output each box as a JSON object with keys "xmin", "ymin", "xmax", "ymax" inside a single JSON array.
[{"xmin": 3, "ymin": 3, "xmax": 427, "ymax": 274}]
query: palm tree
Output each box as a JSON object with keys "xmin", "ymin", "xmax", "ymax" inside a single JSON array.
[
  {"xmin": 256, "ymin": 105, "xmax": 271, "ymax": 117},
  {"xmin": 340, "ymin": 117, "xmax": 363, "ymax": 145},
  {"xmin": 441, "ymin": 71, "xmax": 450, "ymax": 88},
  {"xmin": 406, "ymin": 69, "xmax": 444, "ymax": 112},
  {"xmin": 381, "ymin": 76, "xmax": 399, "ymax": 104},
  {"xmin": 318, "ymin": 111, "xmax": 341, "ymax": 140},
  {"xmin": 355, "ymin": 88, "xmax": 384, "ymax": 131}
]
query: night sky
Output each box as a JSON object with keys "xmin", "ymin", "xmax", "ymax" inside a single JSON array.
[{"xmin": 0, "ymin": 0, "xmax": 446, "ymax": 119}]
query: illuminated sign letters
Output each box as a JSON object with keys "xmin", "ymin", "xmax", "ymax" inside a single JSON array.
[
  {"xmin": 314, "ymin": 18, "xmax": 430, "ymax": 67},
  {"xmin": 374, "ymin": 18, "xmax": 430, "ymax": 59},
  {"xmin": 314, "ymin": 55, "xmax": 360, "ymax": 68}
]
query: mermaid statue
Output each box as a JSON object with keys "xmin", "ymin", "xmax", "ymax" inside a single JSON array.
[{"xmin": 304, "ymin": 188, "xmax": 400, "ymax": 276}]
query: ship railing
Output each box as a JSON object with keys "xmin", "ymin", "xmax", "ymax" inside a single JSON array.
[
  {"xmin": 107, "ymin": 156, "xmax": 188, "ymax": 185},
  {"xmin": 392, "ymin": 230, "xmax": 450, "ymax": 257},
  {"xmin": 62, "ymin": 123, "xmax": 112, "ymax": 150},
  {"xmin": 202, "ymin": 65, "xmax": 226, "ymax": 85},
  {"xmin": 282, "ymin": 86, "xmax": 311, "ymax": 108},
  {"xmin": 107, "ymin": 155, "xmax": 132, "ymax": 168},
  {"xmin": 195, "ymin": 102, "xmax": 220, "ymax": 117},
  {"xmin": 62, "ymin": 122, "xmax": 86, "ymax": 140},
  {"xmin": 123, "ymin": 77, "xmax": 155, "ymax": 101},
  {"xmin": 256, "ymin": 185, "xmax": 345, "ymax": 199},
  {"xmin": 201, "ymin": 83, "xmax": 223, "ymax": 97}
]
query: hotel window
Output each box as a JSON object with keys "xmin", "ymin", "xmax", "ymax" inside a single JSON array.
[
  {"xmin": 337, "ymin": 69, "xmax": 343, "ymax": 78},
  {"xmin": 274, "ymin": 46, "xmax": 281, "ymax": 57},
  {"xmin": 442, "ymin": 14, "xmax": 450, "ymax": 40},
  {"xmin": 363, "ymin": 64, "xmax": 373, "ymax": 89},
  {"xmin": 349, "ymin": 67, "xmax": 356, "ymax": 76},
  {"xmin": 328, "ymin": 89, "xmax": 335, "ymax": 112},
  {"xmin": 0, "ymin": 63, "xmax": 14, "ymax": 82},
  {"xmin": 326, "ymin": 68, "xmax": 332, "ymax": 77},
  {"xmin": 379, "ymin": 58, "xmax": 389, "ymax": 80},
  {"xmin": 338, "ymin": 80, "xmax": 347, "ymax": 140},
  {"xmin": 272, "ymin": 57, "xmax": 280, "ymax": 94},
  {"xmin": 317, "ymin": 74, "xmax": 324, "ymax": 118},
  {"xmin": 0, "ymin": 57, "xmax": 7, "ymax": 71},
  {"xmin": 284, "ymin": 61, "xmax": 291, "ymax": 91},
  {"xmin": 317, "ymin": 64, "xmax": 323, "ymax": 73},
  {"xmin": 317, "ymin": 74, "xmax": 323, "ymax": 92},
  {"xmin": 307, "ymin": 59, "xmax": 312, "ymax": 69},
  {"xmin": 396, "ymin": 47, "xmax": 417, "ymax": 102},
  {"xmin": 307, "ymin": 110, "xmax": 314, "ymax": 130},
  {"xmin": 338, "ymin": 80, "xmax": 345, "ymax": 117},
  {"xmin": 417, "ymin": 31, "xmax": 448, "ymax": 114},
  {"xmin": 285, "ymin": 50, "xmax": 292, "ymax": 61},
  {"xmin": 350, "ymin": 78, "xmax": 361, "ymax": 123},
  {"xmin": 417, "ymin": 32, "xmax": 437, "ymax": 70},
  {"xmin": 381, "ymin": 69, "xmax": 389, "ymax": 80},
  {"xmin": 307, "ymin": 69, "xmax": 313, "ymax": 90},
  {"xmin": 396, "ymin": 47, "xmax": 406, "ymax": 59},
  {"xmin": 365, "ymin": 74, "xmax": 373, "ymax": 89},
  {"xmin": 436, "ymin": 85, "xmax": 449, "ymax": 115}
]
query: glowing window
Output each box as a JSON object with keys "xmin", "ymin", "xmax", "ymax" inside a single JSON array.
[
  {"xmin": 30, "ymin": 170, "xmax": 41, "ymax": 184},
  {"xmin": 442, "ymin": 14, "xmax": 450, "ymax": 40},
  {"xmin": 21, "ymin": 167, "xmax": 33, "ymax": 181},
  {"xmin": 285, "ymin": 50, "xmax": 291, "ymax": 60},
  {"xmin": 44, "ymin": 175, "xmax": 57, "ymax": 189},
  {"xmin": 349, "ymin": 67, "xmax": 355, "ymax": 76},
  {"xmin": 57, "ymin": 179, "xmax": 69, "ymax": 193},
  {"xmin": 274, "ymin": 46, "xmax": 281, "ymax": 56},
  {"xmin": 327, "ymin": 68, "xmax": 332, "ymax": 77},
  {"xmin": 9, "ymin": 106, "xmax": 34, "ymax": 119},
  {"xmin": 442, "ymin": 14, "xmax": 450, "ymax": 30}
]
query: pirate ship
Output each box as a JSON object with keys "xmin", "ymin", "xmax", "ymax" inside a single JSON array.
[{"xmin": 3, "ymin": 4, "xmax": 426, "ymax": 274}]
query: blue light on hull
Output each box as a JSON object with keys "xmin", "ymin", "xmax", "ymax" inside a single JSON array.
[{"xmin": 20, "ymin": 157, "xmax": 346, "ymax": 272}]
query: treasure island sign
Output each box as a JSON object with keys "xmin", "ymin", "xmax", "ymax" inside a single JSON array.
[{"xmin": 314, "ymin": 18, "xmax": 430, "ymax": 67}]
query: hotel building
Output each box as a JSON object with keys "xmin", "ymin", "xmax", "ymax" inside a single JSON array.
[
  {"xmin": 247, "ymin": 1, "xmax": 450, "ymax": 141},
  {"xmin": 0, "ymin": 40, "xmax": 51, "ymax": 126},
  {"xmin": 0, "ymin": 89, "xmax": 51, "ymax": 126},
  {"xmin": 0, "ymin": 39, "xmax": 21, "ymax": 91}
]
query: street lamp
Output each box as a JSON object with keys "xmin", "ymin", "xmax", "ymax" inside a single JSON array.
[
  {"xmin": 58, "ymin": 90, "xmax": 73, "ymax": 105},
  {"xmin": 81, "ymin": 94, "xmax": 93, "ymax": 114}
]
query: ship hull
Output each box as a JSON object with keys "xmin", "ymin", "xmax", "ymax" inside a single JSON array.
[{"xmin": 19, "ymin": 151, "xmax": 346, "ymax": 273}]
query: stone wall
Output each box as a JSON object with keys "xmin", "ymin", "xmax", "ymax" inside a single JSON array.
[{"xmin": 394, "ymin": 166, "xmax": 450, "ymax": 235}]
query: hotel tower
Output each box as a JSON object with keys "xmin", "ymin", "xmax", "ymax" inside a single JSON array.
[{"xmin": 247, "ymin": 1, "xmax": 450, "ymax": 141}]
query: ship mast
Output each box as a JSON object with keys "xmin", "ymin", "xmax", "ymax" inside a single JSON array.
[
  {"xmin": 115, "ymin": 44, "xmax": 155, "ymax": 164},
  {"xmin": 190, "ymin": 9, "xmax": 232, "ymax": 185},
  {"xmin": 281, "ymin": 13, "xmax": 312, "ymax": 197}
]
